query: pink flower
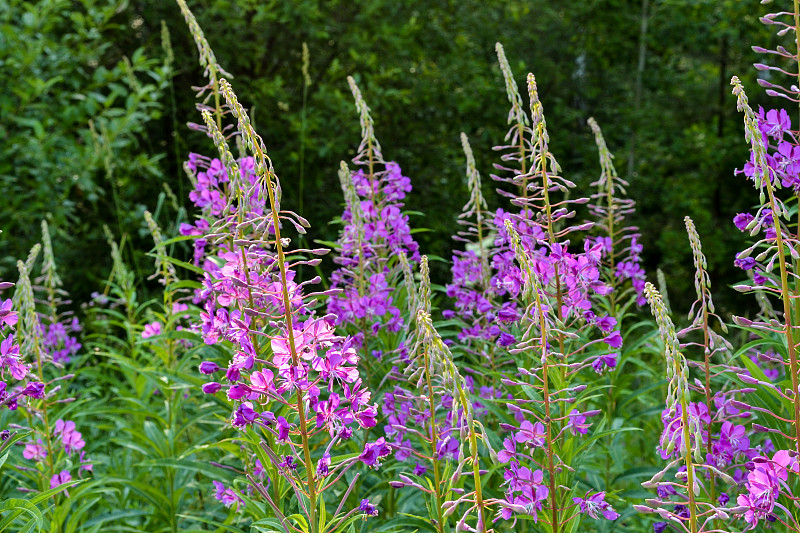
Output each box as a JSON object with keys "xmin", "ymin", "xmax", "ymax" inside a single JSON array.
[
  {"xmin": 50, "ymin": 470, "xmax": 72, "ymax": 496},
  {"xmin": 142, "ymin": 322, "xmax": 162, "ymax": 339},
  {"xmin": 23, "ymin": 440, "xmax": 47, "ymax": 461},
  {"xmin": 514, "ymin": 420, "xmax": 546, "ymax": 448},
  {"xmin": 0, "ymin": 299, "xmax": 17, "ymax": 328}
]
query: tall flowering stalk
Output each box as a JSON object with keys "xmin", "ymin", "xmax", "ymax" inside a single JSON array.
[
  {"xmin": 486, "ymin": 51, "xmax": 621, "ymax": 357},
  {"xmin": 413, "ymin": 263, "xmax": 489, "ymax": 533},
  {"xmin": 732, "ymin": 76, "xmax": 800, "ymax": 455},
  {"xmin": 445, "ymin": 133, "xmax": 497, "ymax": 358},
  {"xmin": 7, "ymin": 240, "xmax": 90, "ymax": 530},
  {"xmin": 725, "ymin": 74, "xmax": 800, "ymax": 531},
  {"xmin": 176, "ymin": 0, "xmax": 230, "ymax": 132},
  {"xmin": 639, "ymin": 283, "xmax": 739, "ymax": 533},
  {"xmin": 389, "ymin": 257, "xmax": 490, "ymax": 532},
  {"xmin": 495, "ymin": 221, "xmax": 618, "ymax": 532},
  {"xmin": 327, "ymin": 77, "xmax": 419, "ymax": 361},
  {"xmin": 35, "ymin": 222, "xmax": 82, "ymax": 365},
  {"xmin": 680, "ymin": 218, "xmax": 730, "ymax": 511},
  {"xmin": 642, "ymin": 218, "xmax": 753, "ymax": 532},
  {"xmin": 493, "ymin": 42, "xmax": 532, "ymax": 206},
  {"xmin": 188, "ymin": 64, "xmax": 386, "ymax": 531},
  {"xmin": 641, "ymin": 283, "xmax": 699, "ymax": 532},
  {"xmin": 587, "ymin": 117, "xmax": 646, "ymax": 309}
]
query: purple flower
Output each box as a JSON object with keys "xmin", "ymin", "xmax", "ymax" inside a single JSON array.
[
  {"xmin": 603, "ymin": 330, "xmax": 623, "ymax": 349},
  {"xmin": 573, "ymin": 492, "xmax": 619, "ymax": 520},
  {"xmin": 199, "ymin": 361, "xmax": 220, "ymax": 374},
  {"xmin": 567, "ymin": 410, "xmax": 590, "ymax": 436},
  {"xmin": 202, "ymin": 382, "xmax": 221, "ymax": 394},
  {"xmin": 498, "ymin": 464, "xmax": 550, "ymax": 521},
  {"xmin": 735, "ymin": 254, "xmax": 756, "ymax": 271},
  {"xmin": 50, "ymin": 470, "xmax": 73, "ymax": 496},
  {"xmin": 595, "ymin": 315, "xmax": 617, "ymax": 333},
  {"xmin": 592, "ymin": 352, "xmax": 618, "ymax": 374},
  {"xmin": 734, "ymin": 213, "xmax": 755, "ymax": 231},
  {"xmin": 761, "ymin": 107, "xmax": 791, "ymax": 139},
  {"xmin": 232, "ymin": 401, "xmax": 258, "ymax": 428},
  {"xmin": 276, "ymin": 416, "xmax": 290, "ymax": 442},
  {"xmin": 360, "ymin": 437, "xmax": 391, "ymax": 469},
  {"xmin": 497, "ymin": 332, "xmax": 516, "ymax": 347},
  {"xmin": 316, "ymin": 452, "xmax": 331, "ymax": 477},
  {"xmin": 213, "ymin": 480, "xmax": 244, "ymax": 510},
  {"xmin": 514, "ymin": 420, "xmax": 546, "ymax": 448},
  {"xmin": 279, "ymin": 455, "xmax": 297, "ymax": 471},
  {"xmin": 359, "ymin": 498, "xmax": 379, "ymax": 517},
  {"xmin": 437, "ymin": 436, "xmax": 459, "ymax": 460},
  {"xmin": 23, "ymin": 381, "xmax": 45, "ymax": 399},
  {"xmin": 497, "ymin": 437, "xmax": 517, "ymax": 463}
]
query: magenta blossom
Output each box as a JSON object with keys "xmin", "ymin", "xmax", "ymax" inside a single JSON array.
[
  {"xmin": 142, "ymin": 322, "xmax": 162, "ymax": 339},
  {"xmin": 573, "ymin": 492, "xmax": 619, "ymax": 520}
]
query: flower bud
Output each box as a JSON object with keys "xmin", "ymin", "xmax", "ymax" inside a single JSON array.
[
  {"xmin": 202, "ymin": 382, "xmax": 221, "ymax": 394},
  {"xmin": 199, "ymin": 361, "xmax": 220, "ymax": 374}
]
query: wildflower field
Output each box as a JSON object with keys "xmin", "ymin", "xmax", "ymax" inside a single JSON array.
[{"xmin": 5, "ymin": 1, "xmax": 800, "ymax": 532}]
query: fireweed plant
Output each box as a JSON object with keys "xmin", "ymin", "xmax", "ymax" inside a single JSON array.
[
  {"xmin": 458, "ymin": 52, "xmax": 632, "ymax": 529},
  {"xmin": 724, "ymin": 75, "xmax": 800, "ymax": 532},
  {"xmin": 327, "ymin": 76, "xmax": 420, "ymax": 362},
  {"xmin": 383, "ymin": 256, "xmax": 491, "ymax": 533},
  {"xmin": 175, "ymin": 5, "xmax": 392, "ymax": 530},
  {"xmin": 194, "ymin": 77, "xmax": 389, "ymax": 532},
  {"xmin": 636, "ymin": 220, "xmax": 755, "ymax": 533}
]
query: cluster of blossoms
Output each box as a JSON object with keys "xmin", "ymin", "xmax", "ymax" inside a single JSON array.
[
  {"xmin": 732, "ymin": 106, "xmax": 798, "ymax": 283},
  {"xmin": 447, "ymin": 50, "xmax": 626, "ymax": 384},
  {"xmin": 192, "ymin": 207, "xmax": 380, "ymax": 444},
  {"xmin": 0, "ymin": 284, "xmax": 35, "ymax": 409},
  {"xmin": 23, "ymin": 419, "xmax": 92, "ymax": 489},
  {"xmin": 327, "ymin": 78, "xmax": 420, "ymax": 346},
  {"xmin": 38, "ymin": 318, "xmax": 81, "ymax": 364},
  {"xmin": 656, "ymin": 398, "xmax": 764, "ymax": 480},
  {"xmin": 171, "ymin": 35, "xmax": 389, "ymax": 517},
  {"xmin": 180, "ymin": 152, "xmax": 262, "ymax": 267},
  {"xmin": 485, "ymin": 60, "xmax": 623, "ymax": 528},
  {"xmin": 737, "ymin": 107, "xmax": 798, "ymax": 191},
  {"xmin": 736, "ymin": 450, "xmax": 798, "ymax": 529}
]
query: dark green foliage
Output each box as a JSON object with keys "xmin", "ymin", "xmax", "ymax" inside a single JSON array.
[{"xmin": 0, "ymin": 0, "xmax": 169, "ymax": 300}]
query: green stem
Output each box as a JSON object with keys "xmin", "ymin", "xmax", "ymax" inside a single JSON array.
[
  {"xmin": 532, "ymin": 282, "xmax": 559, "ymax": 533},
  {"xmin": 678, "ymin": 385, "xmax": 698, "ymax": 533},
  {"xmin": 763, "ymin": 180, "xmax": 800, "ymax": 455},
  {"xmin": 423, "ymin": 346, "xmax": 445, "ymax": 533}
]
